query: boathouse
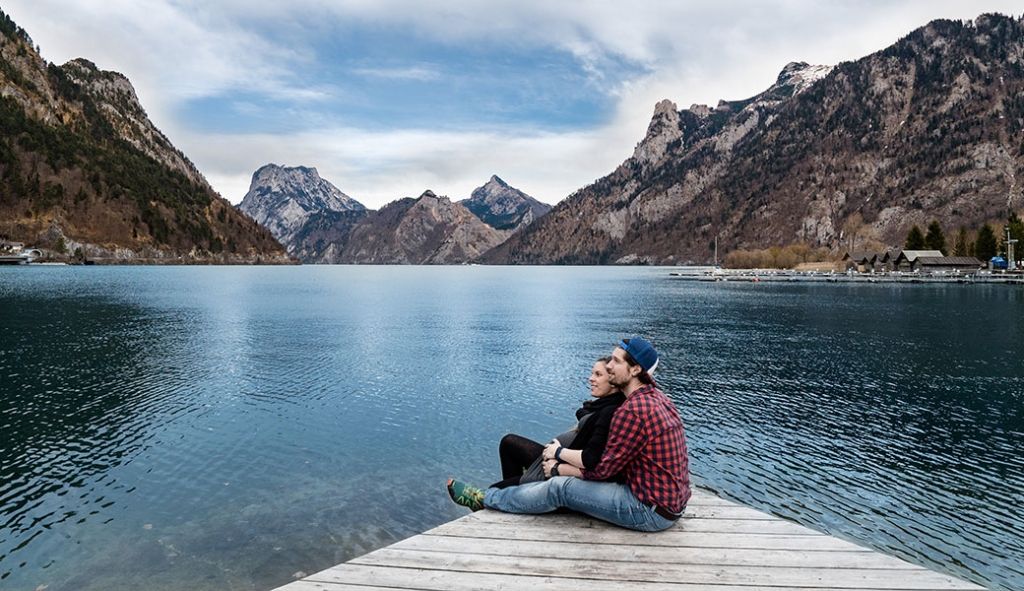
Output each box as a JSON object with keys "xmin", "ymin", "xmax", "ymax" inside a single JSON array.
[
  {"xmin": 892, "ymin": 249, "xmax": 944, "ymax": 271},
  {"xmin": 874, "ymin": 251, "xmax": 895, "ymax": 272},
  {"xmin": 842, "ymin": 251, "xmax": 877, "ymax": 273},
  {"xmin": 913, "ymin": 254, "xmax": 983, "ymax": 272}
]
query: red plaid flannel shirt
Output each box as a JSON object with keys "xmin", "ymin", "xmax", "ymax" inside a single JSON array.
[{"xmin": 581, "ymin": 384, "xmax": 691, "ymax": 513}]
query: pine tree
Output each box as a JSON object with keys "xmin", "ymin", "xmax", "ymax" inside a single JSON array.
[
  {"xmin": 924, "ymin": 220, "xmax": 946, "ymax": 254},
  {"xmin": 1009, "ymin": 212, "xmax": 1024, "ymax": 264},
  {"xmin": 975, "ymin": 224, "xmax": 998, "ymax": 261},
  {"xmin": 904, "ymin": 225, "xmax": 925, "ymax": 249}
]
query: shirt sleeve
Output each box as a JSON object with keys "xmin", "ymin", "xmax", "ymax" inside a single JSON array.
[{"xmin": 581, "ymin": 406, "xmax": 646, "ymax": 481}]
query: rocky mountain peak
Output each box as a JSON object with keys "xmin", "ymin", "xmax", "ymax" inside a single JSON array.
[
  {"xmin": 773, "ymin": 61, "xmax": 834, "ymax": 96},
  {"xmin": 0, "ymin": 8, "xmax": 287, "ymax": 262},
  {"xmin": 484, "ymin": 12, "xmax": 1024, "ymax": 265},
  {"xmin": 632, "ymin": 99, "xmax": 683, "ymax": 168},
  {"xmin": 60, "ymin": 57, "xmax": 209, "ymax": 188},
  {"xmin": 305, "ymin": 190, "xmax": 506, "ymax": 264},
  {"xmin": 484, "ymin": 175, "xmax": 510, "ymax": 190},
  {"xmin": 461, "ymin": 176, "xmax": 551, "ymax": 232},
  {"xmin": 238, "ymin": 164, "xmax": 364, "ymax": 252}
]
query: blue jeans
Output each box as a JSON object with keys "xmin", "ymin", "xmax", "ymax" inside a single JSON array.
[{"xmin": 483, "ymin": 476, "xmax": 677, "ymax": 532}]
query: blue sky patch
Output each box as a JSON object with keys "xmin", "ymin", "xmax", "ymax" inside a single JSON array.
[{"xmin": 177, "ymin": 24, "xmax": 646, "ymax": 133}]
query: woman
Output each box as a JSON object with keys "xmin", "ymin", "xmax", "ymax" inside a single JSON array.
[{"xmin": 486, "ymin": 356, "xmax": 625, "ymax": 490}]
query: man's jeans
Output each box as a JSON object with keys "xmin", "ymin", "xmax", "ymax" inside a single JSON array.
[{"xmin": 483, "ymin": 476, "xmax": 677, "ymax": 532}]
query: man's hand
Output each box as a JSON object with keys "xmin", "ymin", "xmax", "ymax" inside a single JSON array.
[
  {"xmin": 542, "ymin": 459, "xmax": 559, "ymax": 477},
  {"xmin": 542, "ymin": 439, "xmax": 561, "ymax": 461}
]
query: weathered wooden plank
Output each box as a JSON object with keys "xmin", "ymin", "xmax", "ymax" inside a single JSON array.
[
  {"xmin": 393, "ymin": 535, "xmax": 913, "ymax": 570},
  {"xmin": 347, "ymin": 548, "xmax": 982, "ymax": 590},
  {"xmin": 426, "ymin": 521, "xmax": 871, "ymax": 552},
  {"xmin": 270, "ymin": 486, "xmax": 986, "ymax": 591},
  {"xmin": 464, "ymin": 502, "xmax": 777, "ymax": 521},
  {"xmin": 273, "ymin": 582, "xmax": 414, "ymax": 591},
  {"xmin": 464, "ymin": 510, "xmax": 824, "ymax": 536},
  {"xmin": 303, "ymin": 563, "xmax": 935, "ymax": 591},
  {"xmin": 680, "ymin": 489, "xmax": 742, "ymax": 506}
]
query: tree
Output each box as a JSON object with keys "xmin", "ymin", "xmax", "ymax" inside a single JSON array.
[
  {"xmin": 904, "ymin": 225, "xmax": 925, "ymax": 249},
  {"xmin": 1009, "ymin": 212, "xmax": 1024, "ymax": 264},
  {"xmin": 924, "ymin": 220, "xmax": 946, "ymax": 254},
  {"xmin": 975, "ymin": 224, "xmax": 998, "ymax": 261},
  {"xmin": 842, "ymin": 212, "xmax": 864, "ymax": 252},
  {"xmin": 953, "ymin": 226, "xmax": 971, "ymax": 256}
]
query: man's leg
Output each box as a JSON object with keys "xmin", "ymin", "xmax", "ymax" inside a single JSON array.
[{"xmin": 483, "ymin": 477, "xmax": 675, "ymax": 532}]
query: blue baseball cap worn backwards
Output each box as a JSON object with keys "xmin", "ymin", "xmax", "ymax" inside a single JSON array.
[{"xmin": 619, "ymin": 337, "xmax": 659, "ymax": 374}]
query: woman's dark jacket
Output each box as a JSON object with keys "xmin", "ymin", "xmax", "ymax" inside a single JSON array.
[{"xmin": 568, "ymin": 392, "xmax": 626, "ymax": 470}]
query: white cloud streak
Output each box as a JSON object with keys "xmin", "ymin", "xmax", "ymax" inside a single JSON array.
[
  {"xmin": 4, "ymin": 1, "xmax": 1023, "ymax": 208},
  {"xmin": 351, "ymin": 65, "xmax": 442, "ymax": 82}
]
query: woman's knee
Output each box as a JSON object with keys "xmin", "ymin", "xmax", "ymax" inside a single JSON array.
[{"xmin": 499, "ymin": 433, "xmax": 519, "ymax": 451}]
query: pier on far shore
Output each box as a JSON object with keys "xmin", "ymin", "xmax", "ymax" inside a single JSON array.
[
  {"xmin": 670, "ymin": 268, "xmax": 1024, "ymax": 284},
  {"xmin": 271, "ymin": 487, "xmax": 984, "ymax": 591}
]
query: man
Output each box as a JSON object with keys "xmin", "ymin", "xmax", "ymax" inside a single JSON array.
[{"xmin": 447, "ymin": 337, "xmax": 691, "ymax": 532}]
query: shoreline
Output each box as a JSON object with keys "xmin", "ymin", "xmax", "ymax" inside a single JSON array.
[{"xmin": 670, "ymin": 269, "xmax": 1024, "ymax": 285}]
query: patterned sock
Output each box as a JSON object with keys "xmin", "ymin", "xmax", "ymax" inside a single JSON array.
[{"xmin": 446, "ymin": 478, "xmax": 485, "ymax": 512}]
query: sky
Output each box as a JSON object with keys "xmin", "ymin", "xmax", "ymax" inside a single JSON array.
[{"xmin": 4, "ymin": 1, "xmax": 1023, "ymax": 209}]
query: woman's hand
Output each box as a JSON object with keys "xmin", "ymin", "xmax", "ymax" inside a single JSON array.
[
  {"xmin": 542, "ymin": 459, "xmax": 559, "ymax": 477},
  {"xmin": 542, "ymin": 439, "xmax": 561, "ymax": 461}
]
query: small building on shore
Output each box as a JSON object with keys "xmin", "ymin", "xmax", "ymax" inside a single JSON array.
[
  {"xmin": 892, "ymin": 250, "xmax": 944, "ymax": 271},
  {"xmin": 874, "ymin": 251, "xmax": 895, "ymax": 273},
  {"xmin": 842, "ymin": 250, "xmax": 896, "ymax": 273},
  {"xmin": 913, "ymin": 256, "xmax": 983, "ymax": 273},
  {"xmin": 842, "ymin": 251, "xmax": 887, "ymax": 273}
]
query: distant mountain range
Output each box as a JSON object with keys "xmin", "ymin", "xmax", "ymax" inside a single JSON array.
[
  {"xmin": 0, "ymin": 9, "xmax": 288, "ymax": 263},
  {"xmin": 484, "ymin": 13, "xmax": 1024, "ymax": 264},
  {"xmin": 238, "ymin": 169, "xmax": 548, "ymax": 263},
  {"xmin": 318, "ymin": 190, "xmax": 506, "ymax": 264},
  {"xmin": 6, "ymin": 9, "xmax": 1021, "ymax": 265}
]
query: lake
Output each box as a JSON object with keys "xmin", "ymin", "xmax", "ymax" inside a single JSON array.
[{"xmin": 1, "ymin": 266, "xmax": 1021, "ymax": 590}]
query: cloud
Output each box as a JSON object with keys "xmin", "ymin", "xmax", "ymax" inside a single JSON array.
[
  {"xmin": 5, "ymin": 0, "xmax": 1024, "ymax": 210},
  {"xmin": 351, "ymin": 65, "xmax": 442, "ymax": 82},
  {"xmin": 187, "ymin": 124, "xmax": 633, "ymax": 207}
]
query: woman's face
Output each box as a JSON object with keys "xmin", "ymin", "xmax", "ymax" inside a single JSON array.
[{"xmin": 589, "ymin": 361, "xmax": 616, "ymax": 398}]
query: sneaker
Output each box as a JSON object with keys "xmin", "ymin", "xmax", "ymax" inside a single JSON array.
[{"xmin": 446, "ymin": 478, "xmax": 485, "ymax": 512}]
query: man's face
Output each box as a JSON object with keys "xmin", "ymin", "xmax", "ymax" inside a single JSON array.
[{"xmin": 606, "ymin": 347, "xmax": 637, "ymax": 388}]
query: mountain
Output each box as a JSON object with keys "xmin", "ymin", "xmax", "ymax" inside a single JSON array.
[
  {"xmin": 288, "ymin": 209, "xmax": 370, "ymax": 262},
  {"xmin": 460, "ymin": 175, "xmax": 550, "ymax": 232},
  {"xmin": 483, "ymin": 13, "xmax": 1024, "ymax": 264},
  {"xmin": 237, "ymin": 163, "xmax": 365, "ymax": 255},
  {"xmin": 278, "ymin": 174, "xmax": 540, "ymax": 263},
  {"xmin": 0, "ymin": 10, "xmax": 288, "ymax": 263},
  {"xmin": 306, "ymin": 190, "xmax": 506, "ymax": 264}
]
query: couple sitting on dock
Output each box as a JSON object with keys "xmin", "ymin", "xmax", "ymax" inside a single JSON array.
[{"xmin": 447, "ymin": 337, "xmax": 691, "ymax": 532}]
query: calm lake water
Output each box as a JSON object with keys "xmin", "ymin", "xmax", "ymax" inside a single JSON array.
[{"xmin": 1, "ymin": 266, "xmax": 1022, "ymax": 591}]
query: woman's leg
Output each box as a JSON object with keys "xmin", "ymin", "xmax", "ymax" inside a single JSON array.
[{"xmin": 497, "ymin": 434, "xmax": 544, "ymax": 480}]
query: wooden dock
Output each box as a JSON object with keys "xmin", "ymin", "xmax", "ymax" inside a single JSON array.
[{"xmin": 272, "ymin": 487, "xmax": 985, "ymax": 591}]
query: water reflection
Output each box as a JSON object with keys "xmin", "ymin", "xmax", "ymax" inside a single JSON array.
[
  {"xmin": 651, "ymin": 282, "xmax": 1024, "ymax": 589},
  {"xmin": 0, "ymin": 268, "xmax": 1021, "ymax": 591},
  {"xmin": 0, "ymin": 292, "xmax": 179, "ymax": 584}
]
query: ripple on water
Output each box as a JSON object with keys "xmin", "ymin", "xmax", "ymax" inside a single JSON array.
[{"xmin": 1, "ymin": 269, "xmax": 1022, "ymax": 590}]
